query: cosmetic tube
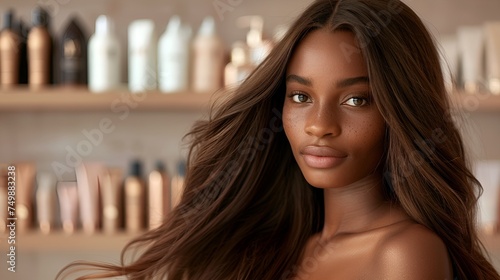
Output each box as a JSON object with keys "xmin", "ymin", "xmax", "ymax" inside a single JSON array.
[
  {"xmin": 474, "ymin": 161, "xmax": 500, "ymax": 234},
  {"xmin": 171, "ymin": 161, "xmax": 186, "ymax": 209},
  {"xmin": 148, "ymin": 161, "xmax": 170, "ymax": 229},
  {"xmin": 76, "ymin": 162, "xmax": 104, "ymax": 234},
  {"xmin": 457, "ymin": 26, "xmax": 485, "ymax": 94},
  {"xmin": 484, "ymin": 22, "xmax": 500, "ymax": 95},
  {"xmin": 0, "ymin": 165, "xmax": 8, "ymax": 234},
  {"xmin": 36, "ymin": 172, "xmax": 56, "ymax": 234},
  {"xmin": 0, "ymin": 10, "xmax": 20, "ymax": 87},
  {"xmin": 124, "ymin": 160, "xmax": 146, "ymax": 232},
  {"xmin": 438, "ymin": 36, "xmax": 459, "ymax": 93},
  {"xmin": 57, "ymin": 182, "xmax": 79, "ymax": 234},
  {"xmin": 99, "ymin": 167, "xmax": 123, "ymax": 234},
  {"xmin": 16, "ymin": 162, "xmax": 36, "ymax": 233}
]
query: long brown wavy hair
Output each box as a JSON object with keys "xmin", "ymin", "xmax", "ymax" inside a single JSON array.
[{"xmin": 58, "ymin": 0, "xmax": 500, "ymax": 279}]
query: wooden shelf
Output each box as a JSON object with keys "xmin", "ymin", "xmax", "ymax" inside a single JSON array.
[
  {"xmin": 451, "ymin": 92, "xmax": 500, "ymax": 113},
  {"xmin": 0, "ymin": 86, "xmax": 214, "ymax": 112},
  {"xmin": 0, "ymin": 230, "xmax": 499, "ymax": 254},
  {"xmin": 0, "ymin": 87, "xmax": 499, "ymax": 113},
  {"xmin": 0, "ymin": 231, "xmax": 143, "ymax": 252}
]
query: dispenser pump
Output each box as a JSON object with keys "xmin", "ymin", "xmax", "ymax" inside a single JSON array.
[
  {"xmin": 2, "ymin": 10, "xmax": 14, "ymax": 30},
  {"xmin": 95, "ymin": 15, "xmax": 114, "ymax": 36},
  {"xmin": 197, "ymin": 16, "xmax": 216, "ymax": 36},
  {"xmin": 166, "ymin": 15, "xmax": 182, "ymax": 34},
  {"xmin": 237, "ymin": 16, "xmax": 264, "ymax": 49},
  {"xmin": 32, "ymin": 6, "xmax": 49, "ymax": 28}
]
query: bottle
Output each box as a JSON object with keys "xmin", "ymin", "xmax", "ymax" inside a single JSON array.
[
  {"xmin": 0, "ymin": 10, "xmax": 20, "ymax": 87},
  {"xmin": 237, "ymin": 16, "xmax": 274, "ymax": 67},
  {"xmin": 56, "ymin": 181, "xmax": 79, "ymax": 234},
  {"xmin": 148, "ymin": 161, "xmax": 170, "ymax": 229},
  {"xmin": 224, "ymin": 41, "xmax": 254, "ymax": 87},
  {"xmin": 36, "ymin": 172, "xmax": 56, "ymax": 234},
  {"xmin": 158, "ymin": 16, "xmax": 192, "ymax": 93},
  {"xmin": 128, "ymin": 19, "xmax": 157, "ymax": 93},
  {"xmin": 124, "ymin": 160, "xmax": 146, "ymax": 232},
  {"xmin": 192, "ymin": 16, "xmax": 225, "ymax": 93},
  {"xmin": 88, "ymin": 15, "xmax": 121, "ymax": 93},
  {"xmin": 99, "ymin": 167, "xmax": 123, "ymax": 234},
  {"xmin": 27, "ymin": 6, "xmax": 53, "ymax": 88},
  {"xmin": 457, "ymin": 26, "xmax": 485, "ymax": 94},
  {"xmin": 59, "ymin": 17, "xmax": 87, "ymax": 85},
  {"xmin": 18, "ymin": 20, "xmax": 29, "ymax": 84},
  {"xmin": 171, "ymin": 161, "xmax": 186, "ymax": 209}
]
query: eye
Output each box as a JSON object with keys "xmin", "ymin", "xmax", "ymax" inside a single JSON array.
[
  {"xmin": 343, "ymin": 97, "xmax": 369, "ymax": 107},
  {"xmin": 290, "ymin": 93, "xmax": 311, "ymax": 103}
]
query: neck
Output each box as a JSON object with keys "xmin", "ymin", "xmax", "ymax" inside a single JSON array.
[{"xmin": 320, "ymin": 172, "xmax": 402, "ymax": 240}]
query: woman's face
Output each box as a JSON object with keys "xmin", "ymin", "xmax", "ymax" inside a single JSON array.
[{"xmin": 283, "ymin": 29, "xmax": 386, "ymax": 189}]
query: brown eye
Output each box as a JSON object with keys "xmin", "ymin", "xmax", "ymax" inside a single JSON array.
[
  {"xmin": 344, "ymin": 97, "xmax": 367, "ymax": 107},
  {"xmin": 292, "ymin": 93, "xmax": 310, "ymax": 103}
]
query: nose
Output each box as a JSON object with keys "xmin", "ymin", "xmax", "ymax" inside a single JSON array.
[{"xmin": 304, "ymin": 103, "xmax": 341, "ymax": 138}]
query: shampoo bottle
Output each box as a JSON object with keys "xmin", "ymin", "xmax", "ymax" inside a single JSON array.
[
  {"xmin": 99, "ymin": 167, "xmax": 123, "ymax": 234},
  {"xmin": 0, "ymin": 10, "xmax": 20, "ymax": 87},
  {"xmin": 59, "ymin": 17, "xmax": 87, "ymax": 85},
  {"xmin": 36, "ymin": 172, "xmax": 56, "ymax": 234},
  {"xmin": 224, "ymin": 41, "xmax": 254, "ymax": 87},
  {"xmin": 18, "ymin": 20, "xmax": 29, "ymax": 84},
  {"xmin": 171, "ymin": 161, "xmax": 186, "ymax": 209},
  {"xmin": 57, "ymin": 181, "xmax": 79, "ymax": 234},
  {"xmin": 128, "ymin": 20, "xmax": 157, "ymax": 93},
  {"xmin": 16, "ymin": 162, "xmax": 36, "ymax": 233},
  {"xmin": 192, "ymin": 16, "xmax": 225, "ymax": 93},
  {"xmin": 27, "ymin": 6, "xmax": 53, "ymax": 88},
  {"xmin": 484, "ymin": 22, "xmax": 500, "ymax": 95},
  {"xmin": 148, "ymin": 161, "xmax": 170, "ymax": 229},
  {"xmin": 124, "ymin": 160, "xmax": 146, "ymax": 232},
  {"xmin": 158, "ymin": 16, "xmax": 192, "ymax": 93},
  {"xmin": 457, "ymin": 26, "xmax": 485, "ymax": 94},
  {"xmin": 0, "ymin": 166, "xmax": 8, "ymax": 234},
  {"xmin": 88, "ymin": 15, "xmax": 121, "ymax": 93}
]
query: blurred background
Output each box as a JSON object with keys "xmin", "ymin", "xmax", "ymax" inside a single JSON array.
[{"xmin": 1, "ymin": 0, "xmax": 500, "ymax": 279}]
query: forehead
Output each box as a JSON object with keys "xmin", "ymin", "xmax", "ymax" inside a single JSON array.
[{"xmin": 286, "ymin": 29, "xmax": 367, "ymax": 79}]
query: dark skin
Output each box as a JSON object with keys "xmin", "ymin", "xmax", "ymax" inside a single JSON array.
[{"xmin": 283, "ymin": 29, "xmax": 453, "ymax": 279}]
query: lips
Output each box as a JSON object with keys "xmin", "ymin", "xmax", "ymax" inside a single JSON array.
[{"xmin": 300, "ymin": 145, "xmax": 347, "ymax": 169}]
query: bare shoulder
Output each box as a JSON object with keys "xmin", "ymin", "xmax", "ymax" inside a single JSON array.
[{"xmin": 372, "ymin": 222, "xmax": 453, "ymax": 279}]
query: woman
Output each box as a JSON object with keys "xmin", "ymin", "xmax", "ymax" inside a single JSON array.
[{"xmin": 60, "ymin": 0, "xmax": 500, "ymax": 279}]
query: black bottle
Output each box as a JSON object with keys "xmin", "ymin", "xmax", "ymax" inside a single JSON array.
[{"xmin": 59, "ymin": 17, "xmax": 87, "ymax": 85}]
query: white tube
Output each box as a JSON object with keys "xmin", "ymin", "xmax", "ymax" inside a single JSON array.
[
  {"xmin": 438, "ymin": 36, "xmax": 459, "ymax": 93},
  {"xmin": 457, "ymin": 26, "xmax": 485, "ymax": 94},
  {"xmin": 484, "ymin": 22, "xmax": 500, "ymax": 95}
]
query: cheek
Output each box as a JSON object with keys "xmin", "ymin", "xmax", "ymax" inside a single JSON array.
[
  {"xmin": 282, "ymin": 105, "xmax": 300, "ymax": 144},
  {"xmin": 348, "ymin": 117, "xmax": 386, "ymax": 156}
]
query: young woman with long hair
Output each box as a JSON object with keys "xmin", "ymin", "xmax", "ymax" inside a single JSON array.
[{"xmin": 59, "ymin": 0, "xmax": 500, "ymax": 279}]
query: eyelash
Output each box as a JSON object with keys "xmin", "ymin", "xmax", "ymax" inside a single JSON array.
[{"xmin": 287, "ymin": 91, "xmax": 371, "ymax": 107}]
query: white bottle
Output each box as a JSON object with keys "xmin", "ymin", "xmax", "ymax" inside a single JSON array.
[
  {"xmin": 237, "ymin": 16, "xmax": 274, "ymax": 67},
  {"xmin": 88, "ymin": 15, "xmax": 121, "ymax": 93},
  {"xmin": 158, "ymin": 16, "xmax": 192, "ymax": 93},
  {"xmin": 192, "ymin": 16, "xmax": 225, "ymax": 93},
  {"xmin": 128, "ymin": 19, "xmax": 157, "ymax": 93}
]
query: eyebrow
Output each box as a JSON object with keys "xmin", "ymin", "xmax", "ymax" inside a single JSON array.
[{"xmin": 286, "ymin": 74, "xmax": 369, "ymax": 88}]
